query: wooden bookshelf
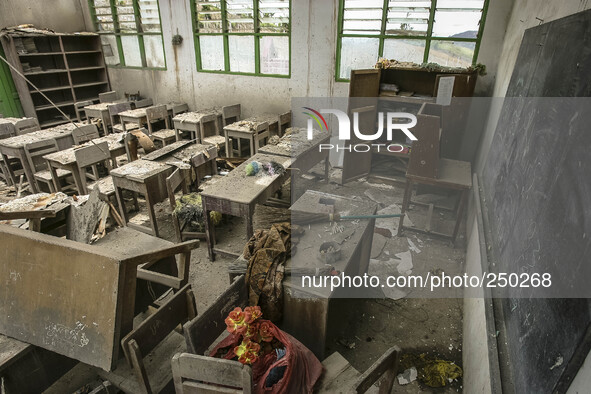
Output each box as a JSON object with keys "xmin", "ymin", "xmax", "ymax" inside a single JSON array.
[{"xmin": 0, "ymin": 31, "xmax": 110, "ymax": 128}]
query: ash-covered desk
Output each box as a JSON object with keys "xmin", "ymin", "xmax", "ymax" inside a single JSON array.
[
  {"xmin": 283, "ymin": 190, "xmax": 377, "ymax": 358},
  {"xmin": 258, "ymin": 127, "xmax": 330, "ymax": 183},
  {"xmin": 0, "ymin": 123, "xmax": 79, "ymax": 192},
  {"xmin": 0, "ymin": 225, "xmax": 197, "ymax": 371},
  {"xmin": 200, "ymin": 153, "xmax": 293, "ymax": 261}
]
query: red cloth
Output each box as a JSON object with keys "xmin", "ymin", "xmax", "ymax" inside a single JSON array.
[{"xmin": 211, "ymin": 321, "xmax": 323, "ymax": 394}]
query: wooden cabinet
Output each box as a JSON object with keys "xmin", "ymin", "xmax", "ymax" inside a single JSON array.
[
  {"xmin": 342, "ymin": 67, "xmax": 477, "ymax": 183},
  {"xmin": 0, "ymin": 30, "xmax": 110, "ymax": 128}
]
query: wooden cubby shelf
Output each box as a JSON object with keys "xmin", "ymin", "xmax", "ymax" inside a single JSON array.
[{"xmin": 1, "ymin": 31, "xmax": 111, "ymax": 127}]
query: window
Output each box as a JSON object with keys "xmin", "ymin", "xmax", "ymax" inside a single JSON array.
[
  {"xmin": 89, "ymin": 0, "xmax": 166, "ymax": 69},
  {"xmin": 336, "ymin": 0, "xmax": 489, "ymax": 81},
  {"xmin": 192, "ymin": 0, "xmax": 291, "ymax": 77}
]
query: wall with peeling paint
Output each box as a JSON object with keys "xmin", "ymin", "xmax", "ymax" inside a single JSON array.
[
  {"xmin": 92, "ymin": 0, "xmax": 348, "ymax": 119},
  {"xmin": 0, "ymin": 0, "xmax": 91, "ymax": 32}
]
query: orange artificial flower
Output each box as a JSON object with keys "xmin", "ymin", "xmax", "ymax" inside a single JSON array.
[
  {"xmin": 257, "ymin": 321, "xmax": 274, "ymax": 342},
  {"xmin": 225, "ymin": 307, "xmax": 249, "ymax": 335},
  {"xmin": 234, "ymin": 339, "xmax": 261, "ymax": 365},
  {"xmin": 244, "ymin": 305, "xmax": 262, "ymax": 323}
]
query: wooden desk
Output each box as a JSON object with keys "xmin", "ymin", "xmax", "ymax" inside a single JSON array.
[
  {"xmin": 258, "ymin": 127, "xmax": 331, "ymax": 182},
  {"xmin": 0, "ymin": 123, "xmax": 78, "ymax": 192},
  {"xmin": 173, "ymin": 108, "xmax": 223, "ymax": 143},
  {"xmin": 119, "ymin": 103, "xmax": 184, "ymax": 132},
  {"xmin": 398, "ymin": 158, "xmax": 472, "ymax": 244},
  {"xmin": 200, "ymin": 153, "xmax": 293, "ymax": 260},
  {"xmin": 223, "ymin": 114, "xmax": 279, "ymax": 157},
  {"xmin": 0, "ymin": 225, "xmax": 197, "ymax": 371},
  {"xmin": 84, "ymin": 102, "xmax": 117, "ymax": 132},
  {"xmin": 43, "ymin": 134, "xmax": 126, "ymax": 194},
  {"xmin": 143, "ymin": 140, "xmax": 218, "ymax": 188},
  {"xmin": 284, "ymin": 191, "xmax": 376, "ymax": 358},
  {"xmin": 110, "ymin": 159, "xmax": 174, "ymax": 237}
]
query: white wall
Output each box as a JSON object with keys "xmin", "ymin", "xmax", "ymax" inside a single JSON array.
[
  {"xmin": 98, "ymin": 0, "xmax": 349, "ymax": 119},
  {"xmin": 94, "ymin": 0, "xmax": 508, "ymax": 116},
  {"xmin": 0, "ymin": 0, "xmax": 90, "ymax": 32}
]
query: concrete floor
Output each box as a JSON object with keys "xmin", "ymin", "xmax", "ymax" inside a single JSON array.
[{"xmin": 0, "ymin": 162, "xmax": 467, "ymax": 392}]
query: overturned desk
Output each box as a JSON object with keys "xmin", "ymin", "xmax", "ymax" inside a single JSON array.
[
  {"xmin": 0, "ymin": 225, "xmax": 197, "ymax": 371},
  {"xmin": 398, "ymin": 158, "xmax": 472, "ymax": 244},
  {"xmin": 200, "ymin": 153, "xmax": 293, "ymax": 260}
]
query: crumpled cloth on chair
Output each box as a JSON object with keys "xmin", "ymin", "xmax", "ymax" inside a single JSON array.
[{"xmin": 244, "ymin": 222, "xmax": 292, "ymax": 322}]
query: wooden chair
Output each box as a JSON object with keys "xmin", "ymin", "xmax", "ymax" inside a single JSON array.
[
  {"xmin": 108, "ymin": 102, "xmax": 133, "ymax": 133},
  {"xmin": 75, "ymin": 141, "xmax": 112, "ymax": 196},
  {"xmin": 0, "ymin": 210, "xmax": 56, "ymax": 232},
  {"xmin": 75, "ymin": 100, "xmax": 95, "ymax": 122},
  {"xmin": 134, "ymin": 98, "xmax": 154, "ymax": 108},
  {"xmin": 173, "ymin": 103, "xmax": 190, "ymax": 115},
  {"xmin": 316, "ymin": 347, "xmax": 400, "ymax": 393},
  {"xmin": 25, "ymin": 140, "xmax": 72, "ymax": 192},
  {"xmin": 13, "ymin": 117, "xmax": 39, "ymax": 135},
  {"xmin": 99, "ymin": 91, "xmax": 118, "ymax": 103},
  {"xmin": 166, "ymin": 168, "xmax": 206, "ymax": 243},
  {"xmin": 183, "ymin": 275, "xmax": 248, "ymax": 355},
  {"xmin": 72, "ymin": 124, "xmax": 100, "ymax": 145},
  {"xmin": 172, "ymin": 353, "xmax": 252, "ymax": 394},
  {"xmin": 222, "ymin": 104, "xmax": 241, "ymax": 127},
  {"xmin": 146, "ymin": 105, "xmax": 176, "ymax": 147},
  {"xmin": 0, "ymin": 122, "xmax": 17, "ymax": 185},
  {"xmin": 98, "ymin": 284, "xmax": 197, "ymax": 394},
  {"xmin": 279, "ymin": 111, "xmax": 291, "ymax": 136}
]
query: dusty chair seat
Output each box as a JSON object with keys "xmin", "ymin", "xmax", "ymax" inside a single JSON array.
[
  {"xmin": 34, "ymin": 168, "xmax": 71, "ymax": 182},
  {"xmin": 97, "ymin": 284, "xmax": 197, "ymax": 394},
  {"xmin": 152, "ymin": 128, "xmax": 177, "ymax": 146},
  {"xmin": 203, "ymin": 135, "xmax": 226, "ymax": 151},
  {"xmin": 99, "ymin": 331, "xmax": 186, "ymax": 394},
  {"xmin": 86, "ymin": 176, "xmax": 116, "ymax": 200}
]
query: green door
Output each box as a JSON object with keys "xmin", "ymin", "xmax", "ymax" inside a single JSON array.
[{"xmin": 0, "ymin": 45, "xmax": 24, "ymax": 118}]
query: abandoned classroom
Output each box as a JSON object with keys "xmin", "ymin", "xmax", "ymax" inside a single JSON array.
[{"xmin": 0, "ymin": 0, "xmax": 590, "ymax": 393}]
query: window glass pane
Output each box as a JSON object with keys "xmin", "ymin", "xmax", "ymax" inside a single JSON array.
[
  {"xmin": 339, "ymin": 37, "xmax": 379, "ymax": 79},
  {"xmin": 101, "ymin": 35, "xmax": 121, "ymax": 66},
  {"xmin": 383, "ymin": 39, "xmax": 425, "ymax": 63},
  {"xmin": 199, "ymin": 35, "xmax": 225, "ymax": 70},
  {"xmin": 229, "ymin": 35, "xmax": 255, "ymax": 73},
  {"xmin": 139, "ymin": 0, "xmax": 162, "ymax": 32},
  {"xmin": 121, "ymin": 35, "xmax": 143, "ymax": 67},
  {"xmin": 433, "ymin": 0, "xmax": 484, "ymax": 37},
  {"xmin": 259, "ymin": 0, "xmax": 289, "ymax": 33},
  {"xmin": 144, "ymin": 35, "xmax": 165, "ymax": 68},
  {"xmin": 196, "ymin": 1, "xmax": 223, "ymax": 33},
  {"xmin": 386, "ymin": 0, "xmax": 430, "ymax": 36},
  {"xmin": 94, "ymin": 0, "xmax": 115, "ymax": 33},
  {"xmin": 226, "ymin": 0, "xmax": 255, "ymax": 33},
  {"xmin": 342, "ymin": 0, "xmax": 383, "ymax": 35},
  {"xmin": 428, "ymin": 40, "xmax": 475, "ymax": 67},
  {"xmin": 260, "ymin": 35, "xmax": 289, "ymax": 75},
  {"xmin": 116, "ymin": 0, "xmax": 137, "ymax": 33}
]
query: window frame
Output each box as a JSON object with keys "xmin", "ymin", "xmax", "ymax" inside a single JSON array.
[
  {"xmin": 190, "ymin": 0, "xmax": 292, "ymax": 78},
  {"xmin": 88, "ymin": 0, "xmax": 167, "ymax": 70},
  {"xmin": 335, "ymin": 0, "xmax": 490, "ymax": 82}
]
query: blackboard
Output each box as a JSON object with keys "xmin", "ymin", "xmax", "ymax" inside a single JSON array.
[{"xmin": 481, "ymin": 9, "xmax": 591, "ymax": 393}]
